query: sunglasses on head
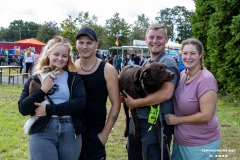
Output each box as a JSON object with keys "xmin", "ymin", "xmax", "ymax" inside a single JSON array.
[{"xmin": 53, "ymin": 36, "xmax": 70, "ymax": 43}]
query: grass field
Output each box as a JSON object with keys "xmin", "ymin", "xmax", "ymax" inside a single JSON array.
[{"xmin": 0, "ymin": 85, "xmax": 239, "ymax": 160}]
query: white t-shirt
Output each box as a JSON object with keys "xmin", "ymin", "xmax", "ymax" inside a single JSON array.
[{"xmin": 24, "ymin": 52, "xmax": 34, "ymax": 63}]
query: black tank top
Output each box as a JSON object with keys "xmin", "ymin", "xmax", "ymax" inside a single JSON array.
[{"xmin": 80, "ymin": 61, "xmax": 108, "ymax": 132}]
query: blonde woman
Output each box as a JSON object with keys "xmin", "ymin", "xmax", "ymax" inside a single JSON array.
[
  {"xmin": 24, "ymin": 47, "xmax": 34, "ymax": 74},
  {"xmin": 18, "ymin": 36, "xmax": 86, "ymax": 160}
]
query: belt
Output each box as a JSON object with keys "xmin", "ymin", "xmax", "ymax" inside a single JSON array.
[{"xmin": 52, "ymin": 115, "xmax": 71, "ymax": 118}]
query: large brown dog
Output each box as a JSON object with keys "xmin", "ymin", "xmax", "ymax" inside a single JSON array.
[{"xmin": 119, "ymin": 62, "xmax": 174, "ymax": 139}]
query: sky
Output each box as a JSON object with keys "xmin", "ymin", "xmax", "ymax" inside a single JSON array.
[{"xmin": 0, "ymin": 0, "xmax": 195, "ymax": 28}]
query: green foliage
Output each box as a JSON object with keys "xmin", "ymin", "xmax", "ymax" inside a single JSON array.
[
  {"xmin": 156, "ymin": 6, "xmax": 194, "ymax": 42},
  {"xmin": 37, "ymin": 21, "xmax": 61, "ymax": 44},
  {"xmin": 192, "ymin": 0, "xmax": 240, "ymax": 94},
  {"xmin": 0, "ymin": 20, "xmax": 40, "ymax": 41},
  {"xmin": 129, "ymin": 14, "xmax": 150, "ymax": 44},
  {"xmin": 105, "ymin": 13, "xmax": 131, "ymax": 47},
  {"xmin": 191, "ymin": 0, "xmax": 215, "ymax": 67}
]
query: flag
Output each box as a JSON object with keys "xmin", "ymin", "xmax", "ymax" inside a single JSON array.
[{"xmin": 115, "ymin": 38, "xmax": 119, "ymax": 46}]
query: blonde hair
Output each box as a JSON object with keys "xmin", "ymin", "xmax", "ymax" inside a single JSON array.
[
  {"xmin": 34, "ymin": 36, "xmax": 76, "ymax": 72},
  {"xmin": 146, "ymin": 23, "xmax": 168, "ymax": 36},
  {"xmin": 26, "ymin": 48, "xmax": 32, "ymax": 57}
]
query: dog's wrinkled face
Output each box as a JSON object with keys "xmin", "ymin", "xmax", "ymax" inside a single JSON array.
[
  {"xmin": 39, "ymin": 65, "xmax": 61, "ymax": 80},
  {"xmin": 41, "ymin": 65, "xmax": 60, "ymax": 79},
  {"xmin": 30, "ymin": 65, "xmax": 61, "ymax": 95},
  {"xmin": 137, "ymin": 62, "xmax": 174, "ymax": 93},
  {"xmin": 42, "ymin": 65, "xmax": 57, "ymax": 73}
]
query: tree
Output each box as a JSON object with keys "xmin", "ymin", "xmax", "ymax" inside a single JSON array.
[
  {"xmin": 155, "ymin": 6, "xmax": 194, "ymax": 42},
  {"xmin": 191, "ymin": 0, "xmax": 215, "ymax": 67},
  {"xmin": 0, "ymin": 27, "xmax": 8, "ymax": 41},
  {"xmin": 155, "ymin": 8, "xmax": 175, "ymax": 41},
  {"xmin": 192, "ymin": 0, "xmax": 240, "ymax": 94},
  {"xmin": 37, "ymin": 21, "xmax": 61, "ymax": 44},
  {"xmin": 2, "ymin": 20, "xmax": 39, "ymax": 41},
  {"xmin": 60, "ymin": 12, "xmax": 105, "ymax": 51},
  {"xmin": 105, "ymin": 13, "xmax": 131, "ymax": 48},
  {"xmin": 172, "ymin": 6, "xmax": 194, "ymax": 42},
  {"xmin": 129, "ymin": 14, "xmax": 150, "ymax": 43}
]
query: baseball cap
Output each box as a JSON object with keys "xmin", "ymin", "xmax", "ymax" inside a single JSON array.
[{"xmin": 76, "ymin": 27, "xmax": 98, "ymax": 41}]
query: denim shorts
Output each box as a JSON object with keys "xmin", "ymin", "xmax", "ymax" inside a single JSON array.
[
  {"xmin": 172, "ymin": 139, "xmax": 221, "ymax": 160},
  {"xmin": 29, "ymin": 117, "xmax": 82, "ymax": 160}
]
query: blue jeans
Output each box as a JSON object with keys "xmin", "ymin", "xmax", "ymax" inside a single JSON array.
[
  {"xmin": 127, "ymin": 118, "xmax": 173, "ymax": 160},
  {"xmin": 29, "ymin": 117, "xmax": 82, "ymax": 160}
]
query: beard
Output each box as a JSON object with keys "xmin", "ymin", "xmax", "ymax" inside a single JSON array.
[{"xmin": 151, "ymin": 51, "xmax": 161, "ymax": 55}]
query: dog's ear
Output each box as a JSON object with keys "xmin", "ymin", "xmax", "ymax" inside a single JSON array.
[
  {"xmin": 49, "ymin": 65, "xmax": 57, "ymax": 71},
  {"xmin": 42, "ymin": 66, "xmax": 50, "ymax": 73},
  {"xmin": 133, "ymin": 69, "xmax": 141, "ymax": 85},
  {"xmin": 29, "ymin": 80, "xmax": 41, "ymax": 95},
  {"xmin": 139, "ymin": 66, "xmax": 150, "ymax": 81}
]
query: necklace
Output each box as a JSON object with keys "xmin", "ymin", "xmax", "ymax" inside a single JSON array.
[
  {"xmin": 186, "ymin": 69, "xmax": 200, "ymax": 81},
  {"xmin": 80, "ymin": 58, "xmax": 98, "ymax": 72}
]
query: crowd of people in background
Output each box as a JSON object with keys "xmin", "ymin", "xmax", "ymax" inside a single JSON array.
[
  {"xmin": 104, "ymin": 52, "xmax": 148, "ymax": 74},
  {"xmin": 0, "ymin": 47, "xmax": 39, "ymax": 75}
]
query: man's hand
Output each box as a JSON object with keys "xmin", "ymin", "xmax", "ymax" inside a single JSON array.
[{"xmin": 123, "ymin": 90, "xmax": 136, "ymax": 109}]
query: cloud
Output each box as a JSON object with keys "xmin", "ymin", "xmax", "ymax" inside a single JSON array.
[{"xmin": 0, "ymin": 0, "xmax": 195, "ymax": 28}]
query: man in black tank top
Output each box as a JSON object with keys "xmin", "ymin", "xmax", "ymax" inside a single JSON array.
[{"xmin": 75, "ymin": 27, "xmax": 121, "ymax": 160}]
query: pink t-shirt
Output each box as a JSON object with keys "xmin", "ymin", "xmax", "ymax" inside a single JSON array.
[{"xmin": 173, "ymin": 68, "xmax": 220, "ymax": 146}]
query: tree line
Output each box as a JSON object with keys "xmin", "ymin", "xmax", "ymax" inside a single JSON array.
[
  {"xmin": 192, "ymin": 0, "xmax": 240, "ymax": 95},
  {"xmin": 0, "ymin": 6, "xmax": 193, "ymax": 50}
]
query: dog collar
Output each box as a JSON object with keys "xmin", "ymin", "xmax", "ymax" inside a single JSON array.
[{"xmin": 140, "ymin": 78, "xmax": 148, "ymax": 95}]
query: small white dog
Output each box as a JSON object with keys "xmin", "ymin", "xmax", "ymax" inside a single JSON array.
[{"xmin": 23, "ymin": 65, "xmax": 60, "ymax": 134}]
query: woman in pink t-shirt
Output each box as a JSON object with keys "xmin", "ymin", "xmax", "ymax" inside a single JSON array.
[{"xmin": 165, "ymin": 38, "xmax": 221, "ymax": 160}]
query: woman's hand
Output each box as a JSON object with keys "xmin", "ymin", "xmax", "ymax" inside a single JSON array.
[
  {"xmin": 165, "ymin": 114, "xmax": 179, "ymax": 125},
  {"xmin": 39, "ymin": 76, "xmax": 55, "ymax": 93},
  {"xmin": 34, "ymin": 102, "xmax": 47, "ymax": 117}
]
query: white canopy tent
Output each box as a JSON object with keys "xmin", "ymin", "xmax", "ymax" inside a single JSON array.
[
  {"xmin": 165, "ymin": 41, "xmax": 182, "ymax": 49},
  {"xmin": 109, "ymin": 45, "xmax": 148, "ymax": 60},
  {"xmin": 133, "ymin": 39, "xmax": 182, "ymax": 49},
  {"xmin": 109, "ymin": 40, "xmax": 181, "ymax": 59}
]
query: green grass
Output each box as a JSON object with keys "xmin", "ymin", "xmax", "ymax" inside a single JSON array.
[
  {"xmin": 1, "ymin": 67, "xmax": 21, "ymax": 77},
  {"xmin": 0, "ymin": 85, "xmax": 239, "ymax": 159}
]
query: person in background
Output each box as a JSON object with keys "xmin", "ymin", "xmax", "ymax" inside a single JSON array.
[
  {"xmin": 1, "ymin": 48, "xmax": 4, "ymax": 55},
  {"xmin": 15, "ymin": 46, "xmax": 20, "ymax": 56},
  {"xmin": 108, "ymin": 56, "xmax": 113, "ymax": 65},
  {"xmin": 33, "ymin": 51, "xmax": 39, "ymax": 63},
  {"xmin": 24, "ymin": 47, "xmax": 34, "ymax": 75},
  {"xmin": 112, "ymin": 54, "xmax": 117, "ymax": 69},
  {"xmin": 140, "ymin": 56, "xmax": 146, "ymax": 66},
  {"xmin": 75, "ymin": 27, "xmax": 121, "ymax": 160},
  {"xmin": 18, "ymin": 36, "xmax": 86, "ymax": 160},
  {"xmin": 165, "ymin": 38, "xmax": 221, "ymax": 160},
  {"xmin": 19, "ymin": 54, "xmax": 24, "ymax": 73},
  {"xmin": 123, "ymin": 23, "xmax": 180, "ymax": 160},
  {"xmin": 4, "ymin": 49, "xmax": 8, "ymax": 65},
  {"xmin": 115, "ymin": 55, "xmax": 122, "ymax": 74},
  {"xmin": 133, "ymin": 53, "xmax": 141, "ymax": 65}
]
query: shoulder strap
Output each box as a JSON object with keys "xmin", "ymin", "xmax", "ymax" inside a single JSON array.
[{"xmin": 46, "ymin": 95, "xmax": 54, "ymax": 105}]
